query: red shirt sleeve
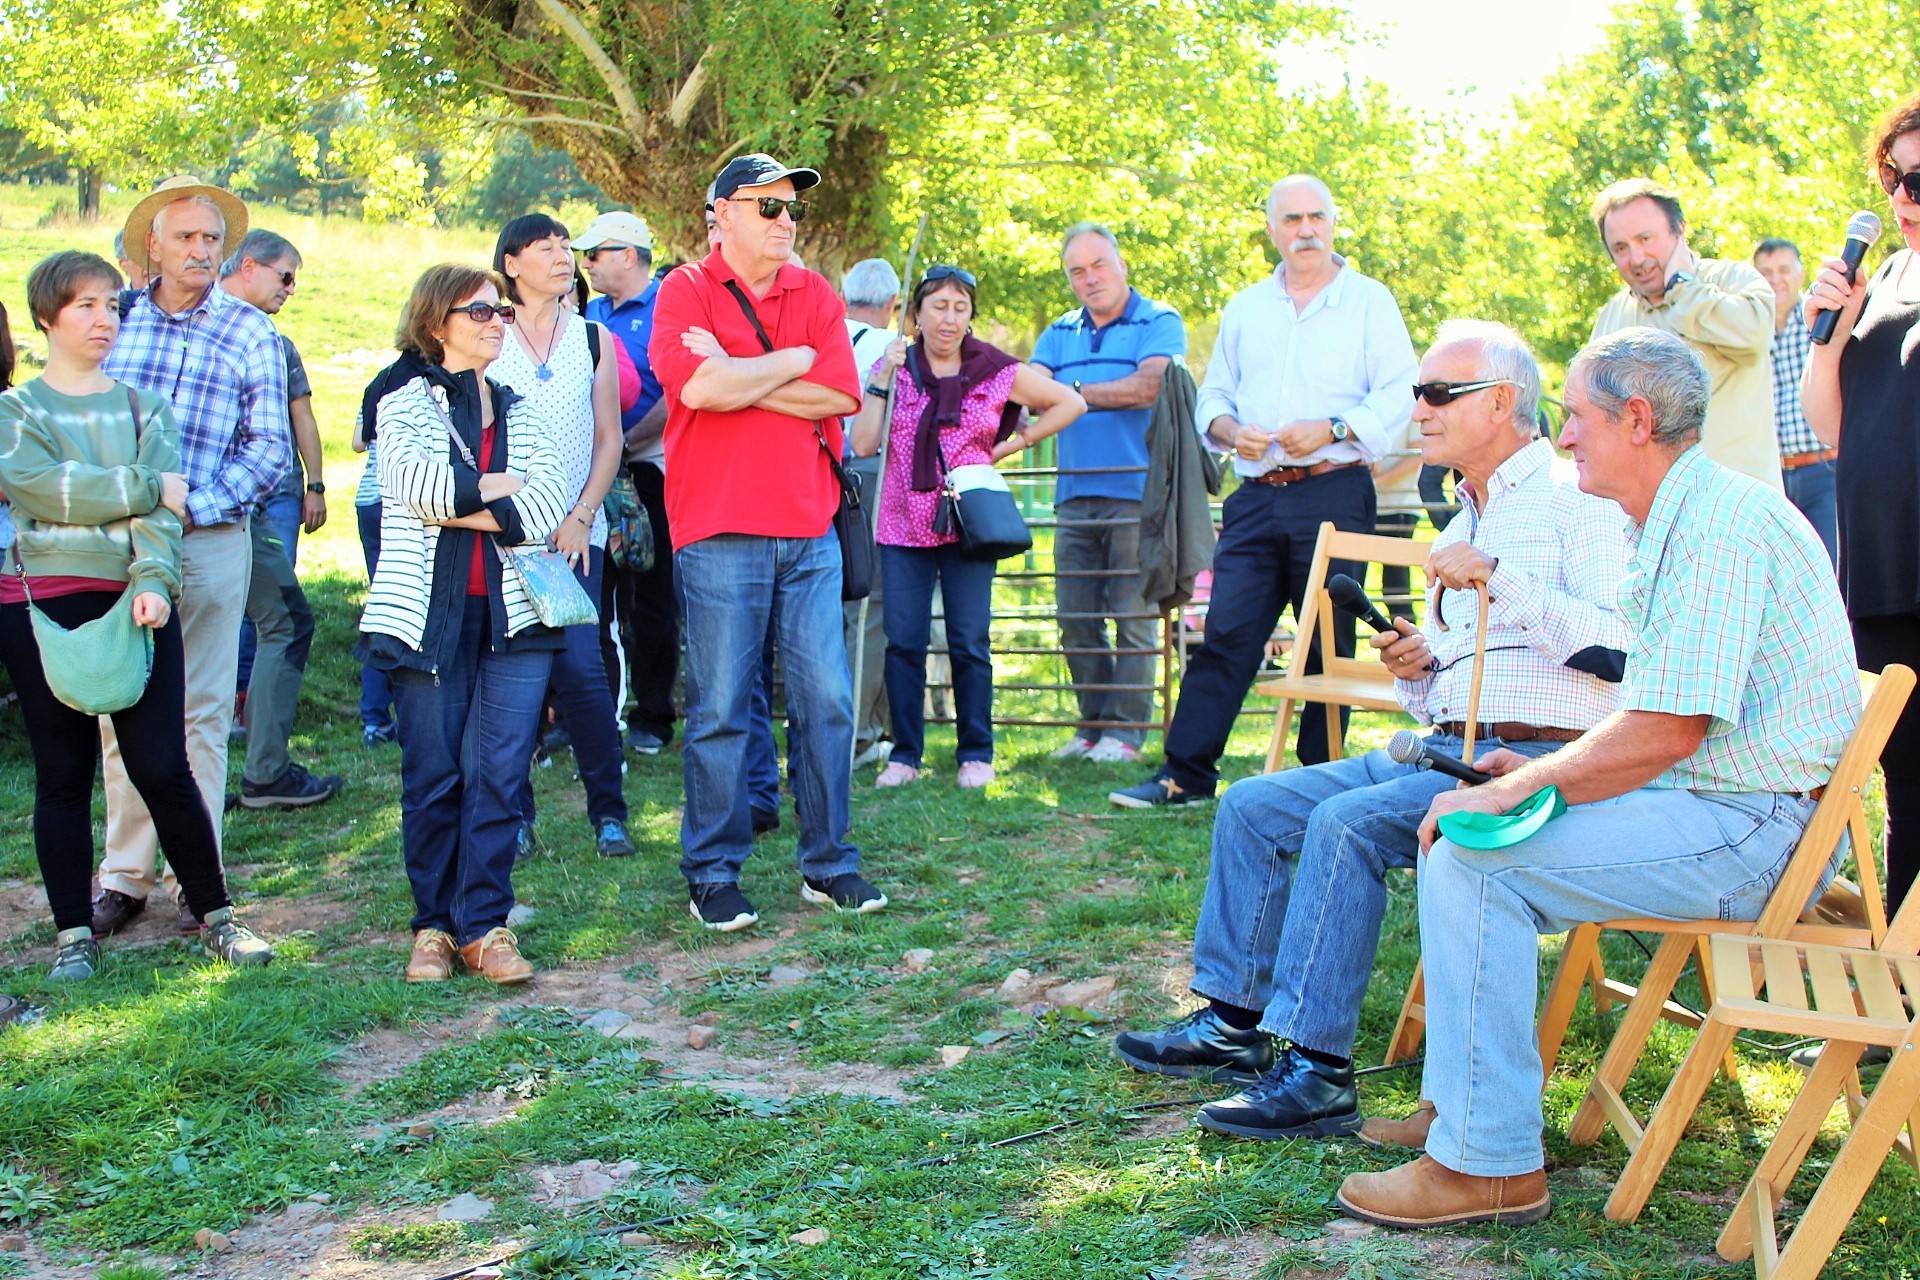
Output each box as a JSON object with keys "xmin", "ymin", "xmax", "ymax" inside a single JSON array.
[
  {"xmin": 647, "ymin": 266, "xmax": 709, "ymax": 401},
  {"xmin": 802, "ymin": 278, "xmax": 860, "ymax": 400}
]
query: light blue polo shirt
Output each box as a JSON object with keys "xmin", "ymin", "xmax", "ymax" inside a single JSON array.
[{"xmin": 1031, "ymin": 288, "xmax": 1185, "ymax": 502}]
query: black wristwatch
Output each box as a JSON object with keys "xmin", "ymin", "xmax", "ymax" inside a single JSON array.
[
  {"xmin": 305, "ymin": 481, "xmax": 326, "ymax": 494},
  {"xmin": 864, "ymin": 384, "xmax": 889, "ymax": 399}
]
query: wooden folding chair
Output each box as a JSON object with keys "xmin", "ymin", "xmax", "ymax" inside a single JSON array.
[
  {"xmin": 1564, "ymin": 665, "xmax": 1914, "ymax": 1156},
  {"xmin": 1256, "ymin": 521, "xmax": 1431, "ymax": 773},
  {"xmin": 1603, "ymin": 849, "xmax": 1920, "ymax": 1280}
]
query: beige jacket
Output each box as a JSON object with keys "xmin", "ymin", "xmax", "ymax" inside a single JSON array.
[{"xmin": 1591, "ymin": 256, "xmax": 1781, "ymax": 489}]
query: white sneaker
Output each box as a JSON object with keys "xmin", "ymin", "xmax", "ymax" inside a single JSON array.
[
  {"xmin": 956, "ymin": 761, "xmax": 996, "ymax": 789},
  {"xmin": 1050, "ymin": 735, "xmax": 1096, "ymax": 760},
  {"xmin": 1085, "ymin": 738, "xmax": 1143, "ymax": 764},
  {"xmin": 875, "ymin": 762, "xmax": 921, "ymax": 788},
  {"xmin": 852, "ymin": 738, "xmax": 893, "ymax": 769}
]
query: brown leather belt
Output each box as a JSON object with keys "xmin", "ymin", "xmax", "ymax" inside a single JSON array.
[
  {"xmin": 1435, "ymin": 721, "xmax": 1584, "ymax": 743},
  {"xmin": 1249, "ymin": 460, "xmax": 1366, "ymax": 487},
  {"xmin": 1780, "ymin": 449, "xmax": 1837, "ymax": 470}
]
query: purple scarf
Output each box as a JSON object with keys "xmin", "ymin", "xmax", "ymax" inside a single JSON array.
[{"xmin": 906, "ymin": 336, "xmax": 1021, "ymax": 492}]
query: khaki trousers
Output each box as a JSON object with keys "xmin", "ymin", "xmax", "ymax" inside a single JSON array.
[{"xmin": 97, "ymin": 520, "xmax": 251, "ymax": 901}]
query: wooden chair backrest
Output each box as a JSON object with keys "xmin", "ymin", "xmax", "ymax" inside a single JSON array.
[{"xmin": 1281, "ymin": 521, "xmax": 1434, "ymax": 692}]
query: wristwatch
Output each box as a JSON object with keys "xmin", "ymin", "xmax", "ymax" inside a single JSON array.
[
  {"xmin": 1328, "ymin": 416, "xmax": 1350, "ymax": 443},
  {"xmin": 1072, "ymin": 379, "xmax": 1083, "ymax": 395},
  {"xmin": 864, "ymin": 384, "xmax": 888, "ymax": 398},
  {"xmin": 305, "ymin": 481, "xmax": 326, "ymax": 494}
]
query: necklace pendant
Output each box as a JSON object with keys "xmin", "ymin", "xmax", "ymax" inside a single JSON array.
[{"xmin": 536, "ymin": 364, "xmax": 553, "ymax": 381}]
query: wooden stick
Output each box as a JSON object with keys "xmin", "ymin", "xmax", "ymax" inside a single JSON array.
[{"xmin": 1459, "ymin": 582, "xmax": 1489, "ymax": 761}]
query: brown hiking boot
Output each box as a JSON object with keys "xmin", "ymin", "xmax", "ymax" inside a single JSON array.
[
  {"xmin": 1337, "ymin": 1154, "xmax": 1549, "ymax": 1229},
  {"xmin": 405, "ymin": 929, "xmax": 459, "ymax": 983},
  {"xmin": 1357, "ymin": 1100, "xmax": 1437, "ymax": 1151},
  {"xmin": 90, "ymin": 888, "xmax": 145, "ymax": 938},
  {"xmin": 459, "ymin": 927, "xmax": 533, "ymax": 985}
]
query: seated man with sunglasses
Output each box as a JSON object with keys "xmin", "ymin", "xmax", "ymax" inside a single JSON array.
[{"xmin": 1112, "ymin": 320, "xmax": 1631, "ymax": 1146}]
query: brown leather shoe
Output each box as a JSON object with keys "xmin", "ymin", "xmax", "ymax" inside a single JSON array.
[
  {"xmin": 1337, "ymin": 1154, "xmax": 1549, "ymax": 1229},
  {"xmin": 90, "ymin": 888, "xmax": 145, "ymax": 939},
  {"xmin": 458, "ymin": 927, "xmax": 533, "ymax": 985},
  {"xmin": 405, "ymin": 929, "xmax": 459, "ymax": 983},
  {"xmin": 177, "ymin": 898, "xmax": 201, "ymax": 934},
  {"xmin": 1357, "ymin": 1100, "xmax": 1437, "ymax": 1151}
]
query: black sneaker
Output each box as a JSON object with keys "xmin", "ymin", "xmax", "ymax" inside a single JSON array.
[
  {"xmin": 1113, "ymin": 1007, "xmax": 1275, "ymax": 1084},
  {"xmin": 363, "ymin": 723, "xmax": 398, "ymax": 747},
  {"xmin": 800, "ymin": 873, "xmax": 887, "ymax": 914},
  {"xmin": 751, "ymin": 806, "xmax": 780, "ymax": 837},
  {"xmin": 1196, "ymin": 1046, "xmax": 1362, "ymax": 1141},
  {"xmin": 595, "ymin": 818, "xmax": 636, "ymax": 858},
  {"xmin": 689, "ymin": 882, "xmax": 760, "ymax": 932},
  {"xmin": 240, "ymin": 762, "xmax": 344, "ymax": 809},
  {"xmin": 1109, "ymin": 773, "xmax": 1211, "ymax": 810}
]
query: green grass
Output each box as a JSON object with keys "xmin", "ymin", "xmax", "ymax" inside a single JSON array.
[{"xmin": 2, "ymin": 185, "xmax": 1919, "ymax": 1277}]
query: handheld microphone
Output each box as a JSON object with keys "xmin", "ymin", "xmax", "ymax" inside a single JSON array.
[
  {"xmin": 1387, "ymin": 728, "xmax": 1493, "ymax": 786},
  {"xmin": 1328, "ymin": 573, "xmax": 1395, "ymax": 635},
  {"xmin": 1810, "ymin": 211, "xmax": 1884, "ymax": 345}
]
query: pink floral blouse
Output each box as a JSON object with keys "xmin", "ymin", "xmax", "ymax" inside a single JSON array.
[{"xmin": 872, "ymin": 362, "xmax": 1018, "ymax": 549}]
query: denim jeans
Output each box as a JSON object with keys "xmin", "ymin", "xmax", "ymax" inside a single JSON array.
[
  {"xmin": 677, "ymin": 533, "xmax": 860, "ymax": 886},
  {"xmin": 356, "ymin": 502, "xmax": 395, "ymax": 733},
  {"xmin": 745, "ymin": 639, "xmax": 786, "ymax": 814},
  {"xmin": 391, "ymin": 597, "xmax": 553, "ymax": 945},
  {"xmin": 1054, "ymin": 496, "xmax": 1157, "ymax": 746},
  {"xmin": 237, "ymin": 482, "xmax": 302, "ymax": 690},
  {"xmin": 1418, "ymin": 788, "xmax": 1826, "ymax": 1177},
  {"xmin": 1783, "ymin": 459, "xmax": 1838, "ymax": 568},
  {"xmin": 517, "ymin": 547, "xmax": 628, "ymax": 828},
  {"xmin": 882, "ymin": 543, "xmax": 996, "ymax": 769},
  {"xmin": 1189, "ymin": 736, "xmax": 1562, "ymax": 1056}
]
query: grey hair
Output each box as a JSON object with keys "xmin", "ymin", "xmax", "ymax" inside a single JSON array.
[
  {"xmin": 1265, "ymin": 174, "xmax": 1339, "ymax": 223},
  {"xmin": 113, "ymin": 229, "xmax": 126, "ymax": 259},
  {"xmin": 1570, "ymin": 326, "xmax": 1709, "ymax": 449},
  {"xmin": 219, "ymin": 229, "xmax": 302, "ymax": 279},
  {"xmin": 841, "ymin": 257, "xmax": 902, "ymax": 308},
  {"xmin": 152, "ymin": 194, "xmax": 227, "ymax": 240},
  {"xmin": 1429, "ymin": 319, "xmax": 1542, "ymax": 435},
  {"xmin": 1059, "ymin": 221, "xmax": 1121, "ymax": 263}
]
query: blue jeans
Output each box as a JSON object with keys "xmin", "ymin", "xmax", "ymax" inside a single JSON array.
[
  {"xmin": 518, "ymin": 547, "xmax": 628, "ymax": 828},
  {"xmin": 237, "ymin": 485, "xmax": 302, "ymax": 690},
  {"xmin": 882, "ymin": 543, "xmax": 996, "ymax": 769},
  {"xmin": 676, "ymin": 533, "xmax": 860, "ymax": 886},
  {"xmin": 1190, "ymin": 736, "xmax": 1562, "ymax": 1056},
  {"xmin": 1418, "ymin": 788, "xmax": 1827, "ymax": 1177},
  {"xmin": 745, "ymin": 640, "xmax": 784, "ymax": 814},
  {"xmin": 357, "ymin": 502, "xmax": 395, "ymax": 732},
  {"xmin": 1783, "ymin": 458, "xmax": 1838, "ymax": 567},
  {"xmin": 390, "ymin": 597, "xmax": 553, "ymax": 945}
]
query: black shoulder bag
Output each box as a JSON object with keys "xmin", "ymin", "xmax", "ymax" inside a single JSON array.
[{"xmin": 719, "ymin": 279, "xmax": 874, "ymax": 601}]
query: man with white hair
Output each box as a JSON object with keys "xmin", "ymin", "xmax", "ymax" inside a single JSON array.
[
  {"xmin": 92, "ymin": 176, "xmax": 291, "ymax": 938},
  {"xmin": 1112, "ymin": 175, "xmax": 1417, "ymax": 808},
  {"xmin": 1112, "ymin": 321, "xmax": 1631, "ymax": 1146},
  {"xmin": 1339, "ymin": 326, "xmax": 1859, "ymax": 1229},
  {"xmin": 841, "ymin": 256, "xmax": 902, "ymax": 766}
]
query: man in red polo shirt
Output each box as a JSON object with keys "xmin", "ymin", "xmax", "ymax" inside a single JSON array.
[{"xmin": 650, "ymin": 153, "xmax": 885, "ymax": 931}]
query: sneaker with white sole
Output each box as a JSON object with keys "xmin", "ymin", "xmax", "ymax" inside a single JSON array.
[
  {"xmin": 1109, "ymin": 773, "xmax": 1212, "ymax": 809},
  {"xmin": 688, "ymin": 882, "xmax": 759, "ymax": 932},
  {"xmin": 800, "ymin": 873, "xmax": 887, "ymax": 914},
  {"xmin": 1085, "ymin": 738, "xmax": 1143, "ymax": 764},
  {"xmin": 875, "ymin": 761, "xmax": 921, "ymax": 788},
  {"xmin": 1050, "ymin": 735, "xmax": 1096, "ymax": 760},
  {"xmin": 852, "ymin": 738, "xmax": 894, "ymax": 769},
  {"xmin": 956, "ymin": 761, "xmax": 995, "ymax": 789}
]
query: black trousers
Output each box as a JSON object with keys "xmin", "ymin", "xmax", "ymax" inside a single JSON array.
[
  {"xmin": 620, "ymin": 460, "xmax": 679, "ymax": 740},
  {"xmin": 0, "ymin": 593, "xmax": 228, "ymax": 932},
  {"xmin": 1852, "ymin": 612, "xmax": 1920, "ymax": 914},
  {"xmin": 1162, "ymin": 467, "xmax": 1375, "ymax": 795}
]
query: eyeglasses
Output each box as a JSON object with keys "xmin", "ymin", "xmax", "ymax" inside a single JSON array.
[
  {"xmin": 921, "ymin": 264, "xmax": 977, "ymax": 289},
  {"xmin": 583, "ymin": 245, "xmax": 635, "ymax": 261},
  {"xmin": 743, "ymin": 196, "xmax": 807, "ymax": 222},
  {"xmin": 1878, "ymin": 161, "xmax": 1920, "ymax": 203},
  {"xmin": 1412, "ymin": 378, "xmax": 1516, "ymax": 406},
  {"xmin": 275, "ymin": 270, "xmax": 296, "ymax": 288},
  {"xmin": 445, "ymin": 301, "xmax": 515, "ymax": 324}
]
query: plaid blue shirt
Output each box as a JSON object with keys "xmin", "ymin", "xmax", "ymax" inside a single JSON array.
[
  {"xmin": 104, "ymin": 283, "xmax": 290, "ymax": 528},
  {"xmin": 1769, "ymin": 309, "xmax": 1822, "ymax": 456},
  {"xmin": 1619, "ymin": 446, "xmax": 1858, "ymax": 793}
]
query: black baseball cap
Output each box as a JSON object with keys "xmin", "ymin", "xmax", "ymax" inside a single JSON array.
[{"xmin": 711, "ymin": 153, "xmax": 821, "ymax": 201}]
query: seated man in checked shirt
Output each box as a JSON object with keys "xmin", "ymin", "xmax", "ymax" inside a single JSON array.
[{"xmin": 1112, "ymin": 321, "xmax": 1632, "ymax": 1144}]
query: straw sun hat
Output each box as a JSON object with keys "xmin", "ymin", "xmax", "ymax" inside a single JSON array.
[{"xmin": 121, "ymin": 175, "xmax": 250, "ymax": 271}]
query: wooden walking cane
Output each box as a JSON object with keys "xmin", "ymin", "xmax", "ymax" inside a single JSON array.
[
  {"xmin": 1459, "ymin": 581, "xmax": 1491, "ymax": 762},
  {"xmin": 848, "ymin": 212, "xmax": 930, "ymax": 771}
]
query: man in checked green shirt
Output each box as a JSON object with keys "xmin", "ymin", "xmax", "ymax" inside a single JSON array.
[{"xmin": 1337, "ymin": 326, "xmax": 1861, "ymax": 1231}]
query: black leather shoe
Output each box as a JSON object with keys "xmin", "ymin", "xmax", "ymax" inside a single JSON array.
[
  {"xmin": 1113, "ymin": 1007, "xmax": 1275, "ymax": 1085},
  {"xmin": 1196, "ymin": 1046, "xmax": 1362, "ymax": 1140}
]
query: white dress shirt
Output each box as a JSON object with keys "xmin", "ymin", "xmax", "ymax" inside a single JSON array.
[{"xmin": 1195, "ymin": 255, "xmax": 1418, "ymax": 478}]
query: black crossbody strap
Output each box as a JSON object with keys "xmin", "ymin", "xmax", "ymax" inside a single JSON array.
[{"xmin": 718, "ymin": 278, "xmax": 857, "ymax": 494}]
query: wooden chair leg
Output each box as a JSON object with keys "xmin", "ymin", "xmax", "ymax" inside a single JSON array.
[
  {"xmin": 1693, "ymin": 935, "xmax": 1742, "ymax": 1083},
  {"xmin": 1323, "ymin": 698, "xmax": 1343, "ymax": 764},
  {"xmin": 1386, "ymin": 961, "xmax": 1426, "ymax": 1065},
  {"xmin": 1719, "ymin": 1042, "xmax": 1864, "ymax": 1262},
  {"xmin": 1570, "ymin": 934, "xmax": 1694, "ymax": 1146},
  {"xmin": 1605, "ymin": 1011, "xmax": 1740, "ymax": 1222},
  {"xmin": 1264, "ymin": 699, "xmax": 1298, "ymax": 774},
  {"xmin": 1538, "ymin": 925, "xmax": 1598, "ymax": 1085},
  {"xmin": 1587, "ymin": 943, "xmax": 1613, "ymax": 1014}
]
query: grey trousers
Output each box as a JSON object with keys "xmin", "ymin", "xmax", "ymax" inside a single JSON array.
[
  {"xmin": 1053, "ymin": 496, "xmax": 1157, "ymax": 746},
  {"xmin": 241, "ymin": 514, "xmax": 314, "ymax": 785}
]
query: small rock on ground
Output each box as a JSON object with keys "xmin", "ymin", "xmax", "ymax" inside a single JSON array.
[
  {"xmin": 901, "ymin": 948, "xmax": 934, "ymax": 972},
  {"xmin": 789, "ymin": 1226, "xmax": 831, "ymax": 1245},
  {"xmin": 0, "ymin": 1234, "xmax": 26, "ymax": 1253},
  {"xmin": 620, "ymin": 1232, "xmax": 658, "ymax": 1247},
  {"xmin": 193, "ymin": 1229, "xmax": 232, "ymax": 1252},
  {"xmin": 687, "ymin": 1024, "xmax": 716, "ymax": 1049},
  {"xmin": 768, "ymin": 964, "xmax": 810, "ymax": 986},
  {"xmin": 438, "ymin": 1192, "xmax": 494, "ymax": 1222},
  {"xmin": 506, "ymin": 904, "xmax": 538, "ymax": 927},
  {"xmin": 1044, "ymin": 974, "xmax": 1118, "ymax": 1011},
  {"xmin": 938, "ymin": 1045, "xmax": 971, "ymax": 1068},
  {"xmin": 581, "ymin": 1008, "xmax": 634, "ymax": 1036}
]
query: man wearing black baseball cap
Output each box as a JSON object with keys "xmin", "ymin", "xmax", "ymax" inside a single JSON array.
[{"xmin": 649, "ymin": 154, "xmax": 884, "ymax": 931}]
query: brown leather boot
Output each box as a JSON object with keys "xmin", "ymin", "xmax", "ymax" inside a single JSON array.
[
  {"xmin": 405, "ymin": 929, "xmax": 459, "ymax": 983},
  {"xmin": 1357, "ymin": 1100, "xmax": 1437, "ymax": 1151},
  {"xmin": 1337, "ymin": 1154, "xmax": 1549, "ymax": 1229},
  {"xmin": 459, "ymin": 927, "xmax": 533, "ymax": 985}
]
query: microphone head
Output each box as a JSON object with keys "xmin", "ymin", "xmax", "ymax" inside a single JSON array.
[
  {"xmin": 1847, "ymin": 210, "xmax": 1884, "ymax": 247},
  {"xmin": 1386, "ymin": 728, "xmax": 1424, "ymax": 765},
  {"xmin": 1327, "ymin": 573, "xmax": 1368, "ymax": 611}
]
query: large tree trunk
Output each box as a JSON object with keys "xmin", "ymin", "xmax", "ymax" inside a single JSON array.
[{"xmin": 76, "ymin": 166, "xmax": 101, "ymax": 222}]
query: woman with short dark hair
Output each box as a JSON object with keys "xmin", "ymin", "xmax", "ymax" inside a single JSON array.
[{"xmin": 0, "ymin": 250, "xmax": 272, "ymax": 979}]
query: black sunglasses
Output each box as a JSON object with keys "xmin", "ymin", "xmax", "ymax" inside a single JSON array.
[
  {"xmin": 1412, "ymin": 378, "xmax": 1514, "ymax": 406},
  {"xmin": 1879, "ymin": 161, "xmax": 1920, "ymax": 203},
  {"xmin": 446, "ymin": 301, "xmax": 515, "ymax": 324},
  {"xmin": 921, "ymin": 264, "xmax": 977, "ymax": 289},
  {"xmin": 275, "ymin": 269, "xmax": 296, "ymax": 288},
  {"xmin": 739, "ymin": 196, "xmax": 807, "ymax": 222},
  {"xmin": 583, "ymin": 244, "xmax": 640, "ymax": 261}
]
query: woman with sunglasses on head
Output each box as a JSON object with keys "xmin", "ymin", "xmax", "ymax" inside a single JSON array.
[
  {"xmin": 850, "ymin": 266, "xmax": 1085, "ymax": 790},
  {"xmin": 1803, "ymin": 88, "xmax": 1920, "ymax": 919},
  {"xmin": 488, "ymin": 214, "xmax": 636, "ymax": 860},
  {"xmin": 360, "ymin": 264, "xmax": 573, "ymax": 984},
  {"xmin": 0, "ymin": 251, "xmax": 273, "ymax": 980}
]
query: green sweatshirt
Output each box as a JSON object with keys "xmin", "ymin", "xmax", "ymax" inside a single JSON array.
[{"xmin": 0, "ymin": 379, "xmax": 184, "ymax": 600}]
